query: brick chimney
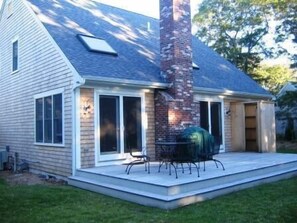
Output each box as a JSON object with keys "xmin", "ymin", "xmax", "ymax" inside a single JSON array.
[{"xmin": 155, "ymin": 0, "xmax": 199, "ymax": 141}]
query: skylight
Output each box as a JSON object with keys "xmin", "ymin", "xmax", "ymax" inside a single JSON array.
[
  {"xmin": 77, "ymin": 34, "xmax": 117, "ymax": 56},
  {"xmin": 192, "ymin": 62, "xmax": 199, "ymax": 69}
]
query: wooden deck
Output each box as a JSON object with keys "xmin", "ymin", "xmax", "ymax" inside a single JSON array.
[{"xmin": 69, "ymin": 152, "xmax": 297, "ymax": 209}]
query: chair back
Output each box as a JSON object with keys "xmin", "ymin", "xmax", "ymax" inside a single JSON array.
[
  {"xmin": 173, "ymin": 142, "xmax": 196, "ymax": 162},
  {"xmin": 212, "ymin": 143, "xmax": 220, "ymax": 156}
]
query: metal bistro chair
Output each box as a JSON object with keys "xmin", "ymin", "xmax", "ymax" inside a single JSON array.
[
  {"xmin": 125, "ymin": 147, "xmax": 150, "ymax": 175},
  {"xmin": 198, "ymin": 137, "xmax": 225, "ymax": 171},
  {"xmin": 170, "ymin": 142, "xmax": 200, "ymax": 179}
]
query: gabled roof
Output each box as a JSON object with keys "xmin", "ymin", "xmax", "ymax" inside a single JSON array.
[
  {"xmin": 276, "ymin": 81, "xmax": 297, "ymax": 98},
  {"xmin": 26, "ymin": 0, "xmax": 271, "ymax": 98}
]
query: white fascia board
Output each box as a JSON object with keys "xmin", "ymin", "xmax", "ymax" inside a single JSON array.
[
  {"xmin": 193, "ymin": 87, "xmax": 273, "ymax": 100},
  {"xmin": 22, "ymin": 0, "xmax": 85, "ymax": 90},
  {"xmin": 83, "ymin": 75, "xmax": 169, "ymax": 89},
  {"xmin": 0, "ymin": 0, "xmax": 7, "ymax": 22}
]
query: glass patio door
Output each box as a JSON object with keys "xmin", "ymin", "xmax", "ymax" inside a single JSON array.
[
  {"xmin": 200, "ymin": 101, "xmax": 223, "ymax": 150},
  {"xmin": 98, "ymin": 95, "xmax": 143, "ymax": 160},
  {"xmin": 210, "ymin": 102, "xmax": 223, "ymax": 147},
  {"xmin": 99, "ymin": 96, "xmax": 120, "ymax": 154},
  {"xmin": 123, "ymin": 97, "xmax": 142, "ymax": 152}
]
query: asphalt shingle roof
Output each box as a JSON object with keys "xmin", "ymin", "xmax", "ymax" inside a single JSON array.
[{"xmin": 27, "ymin": 0, "xmax": 270, "ymax": 97}]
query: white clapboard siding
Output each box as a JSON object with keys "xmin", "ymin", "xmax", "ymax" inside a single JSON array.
[{"xmin": 0, "ymin": 0, "xmax": 76, "ymax": 176}]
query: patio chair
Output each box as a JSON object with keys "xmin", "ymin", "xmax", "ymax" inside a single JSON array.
[
  {"xmin": 170, "ymin": 142, "xmax": 200, "ymax": 179},
  {"xmin": 125, "ymin": 147, "xmax": 150, "ymax": 175},
  {"xmin": 198, "ymin": 139, "xmax": 225, "ymax": 171}
]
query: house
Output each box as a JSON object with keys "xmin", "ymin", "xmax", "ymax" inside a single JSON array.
[
  {"xmin": 275, "ymin": 82, "xmax": 297, "ymax": 139},
  {"xmin": 0, "ymin": 0, "xmax": 275, "ymax": 178}
]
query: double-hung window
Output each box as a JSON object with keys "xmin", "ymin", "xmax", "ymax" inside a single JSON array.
[
  {"xmin": 35, "ymin": 92, "xmax": 63, "ymax": 145},
  {"xmin": 12, "ymin": 39, "xmax": 18, "ymax": 72}
]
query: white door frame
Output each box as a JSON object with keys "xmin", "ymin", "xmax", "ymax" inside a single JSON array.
[
  {"xmin": 94, "ymin": 88, "xmax": 147, "ymax": 165},
  {"xmin": 194, "ymin": 95, "xmax": 225, "ymax": 152}
]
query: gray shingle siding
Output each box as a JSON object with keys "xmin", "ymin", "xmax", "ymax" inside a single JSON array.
[{"xmin": 0, "ymin": 0, "xmax": 74, "ymax": 176}]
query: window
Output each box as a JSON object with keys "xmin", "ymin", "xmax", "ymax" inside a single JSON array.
[
  {"xmin": 7, "ymin": 0, "xmax": 13, "ymax": 18},
  {"xmin": 12, "ymin": 39, "xmax": 18, "ymax": 72},
  {"xmin": 77, "ymin": 34, "xmax": 118, "ymax": 56},
  {"xmin": 35, "ymin": 93, "xmax": 63, "ymax": 145}
]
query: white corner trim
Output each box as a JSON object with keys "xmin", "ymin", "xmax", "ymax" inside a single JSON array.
[
  {"xmin": 94, "ymin": 90, "xmax": 99, "ymax": 165},
  {"xmin": 75, "ymin": 88, "xmax": 81, "ymax": 169}
]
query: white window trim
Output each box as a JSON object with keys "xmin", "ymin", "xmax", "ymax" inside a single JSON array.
[
  {"xmin": 34, "ymin": 88, "xmax": 65, "ymax": 147},
  {"xmin": 94, "ymin": 88, "xmax": 147, "ymax": 165},
  {"xmin": 11, "ymin": 36, "xmax": 19, "ymax": 74},
  {"xmin": 7, "ymin": 0, "xmax": 14, "ymax": 18}
]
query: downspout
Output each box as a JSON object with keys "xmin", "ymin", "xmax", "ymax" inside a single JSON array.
[{"xmin": 71, "ymin": 78, "xmax": 85, "ymax": 176}]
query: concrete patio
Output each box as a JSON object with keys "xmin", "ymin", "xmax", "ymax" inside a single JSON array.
[{"xmin": 69, "ymin": 152, "xmax": 297, "ymax": 209}]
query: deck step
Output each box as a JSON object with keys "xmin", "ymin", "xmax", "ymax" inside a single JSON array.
[{"xmin": 68, "ymin": 160, "xmax": 297, "ymax": 209}]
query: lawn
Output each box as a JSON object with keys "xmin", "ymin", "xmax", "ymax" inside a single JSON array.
[
  {"xmin": 277, "ymin": 140, "xmax": 297, "ymax": 154},
  {"xmin": 0, "ymin": 176, "xmax": 296, "ymax": 223}
]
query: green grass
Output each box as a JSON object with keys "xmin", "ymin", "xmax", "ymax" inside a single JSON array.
[
  {"xmin": 0, "ymin": 177, "xmax": 296, "ymax": 223},
  {"xmin": 277, "ymin": 148, "xmax": 297, "ymax": 154},
  {"xmin": 276, "ymin": 141, "xmax": 297, "ymax": 154}
]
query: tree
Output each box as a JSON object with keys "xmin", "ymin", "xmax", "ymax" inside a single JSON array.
[
  {"xmin": 252, "ymin": 65, "xmax": 294, "ymax": 94},
  {"xmin": 193, "ymin": 0, "xmax": 273, "ymax": 74},
  {"xmin": 277, "ymin": 91, "xmax": 297, "ymax": 113},
  {"xmin": 276, "ymin": 90, "xmax": 297, "ymax": 140},
  {"xmin": 252, "ymin": 0, "xmax": 297, "ymax": 68},
  {"xmin": 274, "ymin": 2, "xmax": 296, "ymax": 68}
]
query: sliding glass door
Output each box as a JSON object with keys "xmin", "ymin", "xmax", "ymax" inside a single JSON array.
[
  {"xmin": 99, "ymin": 96, "xmax": 120, "ymax": 154},
  {"xmin": 123, "ymin": 97, "xmax": 142, "ymax": 152},
  {"xmin": 98, "ymin": 94, "xmax": 143, "ymax": 160},
  {"xmin": 210, "ymin": 102, "xmax": 223, "ymax": 147},
  {"xmin": 200, "ymin": 101, "xmax": 224, "ymax": 150}
]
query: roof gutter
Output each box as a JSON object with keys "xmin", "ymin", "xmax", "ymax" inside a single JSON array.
[
  {"xmin": 83, "ymin": 75, "xmax": 169, "ymax": 89},
  {"xmin": 193, "ymin": 87, "xmax": 273, "ymax": 100},
  {"xmin": 81, "ymin": 76, "xmax": 273, "ymax": 100}
]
